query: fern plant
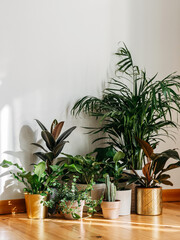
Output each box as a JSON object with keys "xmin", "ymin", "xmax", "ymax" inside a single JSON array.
[{"xmin": 72, "ymin": 43, "xmax": 180, "ymax": 169}]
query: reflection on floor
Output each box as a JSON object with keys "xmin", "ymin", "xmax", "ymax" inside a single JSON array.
[{"xmin": 0, "ymin": 202, "xmax": 179, "ymax": 240}]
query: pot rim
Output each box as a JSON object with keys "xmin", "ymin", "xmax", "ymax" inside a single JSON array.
[
  {"xmin": 116, "ymin": 189, "xmax": 132, "ymax": 192},
  {"xmin": 102, "ymin": 200, "xmax": 120, "ymax": 203},
  {"xmin": 24, "ymin": 192, "xmax": 49, "ymax": 195},
  {"xmin": 136, "ymin": 186, "xmax": 162, "ymax": 189}
]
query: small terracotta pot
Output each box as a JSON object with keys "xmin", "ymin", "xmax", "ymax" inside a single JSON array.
[
  {"xmin": 101, "ymin": 201, "xmax": 120, "ymax": 219},
  {"xmin": 116, "ymin": 189, "xmax": 132, "ymax": 215},
  {"xmin": 24, "ymin": 193, "xmax": 48, "ymax": 219},
  {"xmin": 136, "ymin": 187, "xmax": 162, "ymax": 216},
  {"xmin": 64, "ymin": 200, "xmax": 85, "ymax": 220}
]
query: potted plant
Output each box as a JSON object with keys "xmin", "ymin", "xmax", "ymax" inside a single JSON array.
[
  {"xmin": 0, "ymin": 160, "xmax": 63, "ymax": 218},
  {"xmin": 60, "ymin": 152, "xmax": 106, "ymax": 211},
  {"xmin": 44, "ymin": 176, "xmax": 100, "ymax": 220},
  {"xmin": 101, "ymin": 175, "xmax": 120, "ymax": 219},
  {"xmin": 129, "ymin": 138, "xmax": 180, "ymax": 215},
  {"xmin": 71, "ymin": 43, "xmax": 180, "ymax": 170},
  {"xmin": 32, "ymin": 119, "xmax": 76, "ymax": 214},
  {"xmin": 94, "ymin": 146, "xmax": 132, "ymax": 215}
]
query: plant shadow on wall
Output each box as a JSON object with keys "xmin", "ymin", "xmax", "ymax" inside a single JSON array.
[
  {"xmin": 0, "ymin": 125, "xmax": 40, "ymax": 199},
  {"xmin": 72, "ymin": 43, "xmax": 180, "ymax": 170}
]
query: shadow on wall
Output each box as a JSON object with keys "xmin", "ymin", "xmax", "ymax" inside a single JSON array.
[{"xmin": 0, "ymin": 125, "xmax": 40, "ymax": 199}]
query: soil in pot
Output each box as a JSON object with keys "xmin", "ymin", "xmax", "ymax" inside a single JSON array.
[{"xmin": 101, "ymin": 200, "xmax": 120, "ymax": 219}]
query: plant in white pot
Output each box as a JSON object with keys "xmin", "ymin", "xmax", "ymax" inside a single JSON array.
[
  {"xmin": 101, "ymin": 175, "xmax": 120, "ymax": 219},
  {"xmin": 0, "ymin": 160, "xmax": 63, "ymax": 218},
  {"xmin": 129, "ymin": 138, "xmax": 180, "ymax": 216},
  {"xmin": 94, "ymin": 146, "xmax": 132, "ymax": 215}
]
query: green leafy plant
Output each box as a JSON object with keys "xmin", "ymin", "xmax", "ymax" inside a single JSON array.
[
  {"xmin": 60, "ymin": 153, "xmax": 104, "ymax": 184},
  {"xmin": 44, "ymin": 176, "xmax": 101, "ymax": 219},
  {"xmin": 32, "ymin": 119, "xmax": 76, "ymax": 175},
  {"xmin": 129, "ymin": 139, "xmax": 180, "ymax": 187},
  {"xmin": 72, "ymin": 43, "xmax": 180, "ymax": 169},
  {"xmin": 0, "ymin": 160, "xmax": 63, "ymax": 194},
  {"xmin": 94, "ymin": 146, "xmax": 131, "ymax": 189},
  {"xmin": 104, "ymin": 174, "xmax": 116, "ymax": 202}
]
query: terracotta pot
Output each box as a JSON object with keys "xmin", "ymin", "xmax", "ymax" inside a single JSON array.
[
  {"xmin": 124, "ymin": 169, "xmax": 143, "ymax": 213},
  {"xmin": 101, "ymin": 201, "xmax": 120, "ymax": 219},
  {"xmin": 64, "ymin": 200, "xmax": 85, "ymax": 220},
  {"xmin": 24, "ymin": 193, "xmax": 48, "ymax": 219},
  {"xmin": 136, "ymin": 187, "xmax": 162, "ymax": 215},
  {"xmin": 116, "ymin": 189, "xmax": 132, "ymax": 215},
  {"xmin": 76, "ymin": 183, "xmax": 106, "ymax": 211}
]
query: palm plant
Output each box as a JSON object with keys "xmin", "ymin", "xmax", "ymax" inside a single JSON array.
[{"xmin": 72, "ymin": 43, "xmax": 180, "ymax": 169}]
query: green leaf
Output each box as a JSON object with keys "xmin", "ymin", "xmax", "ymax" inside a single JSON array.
[
  {"xmin": 113, "ymin": 151, "xmax": 125, "ymax": 162},
  {"xmin": 34, "ymin": 162, "xmax": 46, "ymax": 180}
]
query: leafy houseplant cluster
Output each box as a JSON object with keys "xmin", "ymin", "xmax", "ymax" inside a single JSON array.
[
  {"xmin": 1, "ymin": 43, "xmax": 180, "ymax": 219},
  {"xmin": 72, "ymin": 44, "xmax": 180, "ymax": 170}
]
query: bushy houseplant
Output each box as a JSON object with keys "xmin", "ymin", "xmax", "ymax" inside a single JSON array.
[
  {"xmin": 129, "ymin": 138, "xmax": 180, "ymax": 215},
  {"xmin": 44, "ymin": 176, "xmax": 100, "ymax": 219},
  {"xmin": 0, "ymin": 160, "xmax": 63, "ymax": 218},
  {"xmin": 72, "ymin": 43, "xmax": 180, "ymax": 169}
]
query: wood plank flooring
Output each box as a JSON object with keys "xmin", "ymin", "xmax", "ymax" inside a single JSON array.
[{"xmin": 0, "ymin": 202, "xmax": 180, "ymax": 240}]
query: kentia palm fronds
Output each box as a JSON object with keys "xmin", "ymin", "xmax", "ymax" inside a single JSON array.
[{"xmin": 72, "ymin": 43, "xmax": 180, "ymax": 169}]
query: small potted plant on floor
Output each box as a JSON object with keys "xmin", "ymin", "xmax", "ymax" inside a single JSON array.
[
  {"xmin": 94, "ymin": 146, "xmax": 132, "ymax": 215},
  {"xmin": 44, "ymin": 176, "xmax": 100, "ymax": 219},
  {"xmin": 60, "ymin": 152, "xmax": 106, "ymax": 211},
  {"xmin": 0, "ymin": 160, "xmax": 63, "ymax": 218},
  {"xmin": 101, "ymin": 175, "xmax": 120, "ymax": 219},
  {"xmin": 130, "ymin": 138, "xmax": 180, "ymax": 216}
]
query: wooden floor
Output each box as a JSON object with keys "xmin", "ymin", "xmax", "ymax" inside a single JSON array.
[{"xmin": 0, "ymin": 202, "xmax": 180, "ymax": 240}]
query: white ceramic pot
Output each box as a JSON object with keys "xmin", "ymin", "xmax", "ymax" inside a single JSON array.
[
  {"xmin": 64, "ymin": 200, "xmax": 85, "ymax": 220},
  {"xmin": 76, "ymin": 183, "xmax": 106, "ymax": 211},
  {"xmin": 116, "ymin": 189, "xmax": 132, "ymax": 215},
  {"xmin": 101, "ymin": 201, "xmax": 121, "ymax": 219},
  {"xmin": 124, "ymin": 169, "xmax": 143, "ymax": 213}
]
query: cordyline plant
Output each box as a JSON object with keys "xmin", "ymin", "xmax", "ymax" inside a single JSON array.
[
  {"xmin": 129, "ymin": 138, "xmax": 180, "ymax": 188},
  {"xmin": 32, "ymin": 119, "xmax": 76, "ymax": 175},
  {"xmin": 72, "ymin": 43, "xmax": 180, "ymax": 169}
]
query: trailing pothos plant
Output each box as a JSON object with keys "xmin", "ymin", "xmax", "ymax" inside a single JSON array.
[
  {"xmin": 0, "ymin": 160, "xmax": 63, "ymax": 194},
  {"xmin": 72, "ymin": 43, "xmax": 180, "ymax": 170},
  {"xmin": 128, "ymin": 138, "xmax": 180, "ymax": 188},
  {"xmin": 44, "ymin": 176, "xmax": 101, "ymax": 219},
  {"xmin": 32, "ymin": 119, "xmax": 76, "ymax": 175}
]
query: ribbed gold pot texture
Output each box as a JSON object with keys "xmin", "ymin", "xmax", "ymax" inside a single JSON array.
[
  {"xmin": 24, "ymin": 193, "xmax": 48, "ymax": 219},
  {"xmin": 136, "ymin": 187, "xmax": 162, "ymax": 216}
]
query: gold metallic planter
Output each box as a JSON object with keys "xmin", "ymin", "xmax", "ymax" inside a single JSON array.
[
  {"xmin": 24, "ymin": 193, "xmax": 48, "ymax": 219},
  {"xmin": 136, "ymin": 187, "xmax": 162, "ymax": 216}
]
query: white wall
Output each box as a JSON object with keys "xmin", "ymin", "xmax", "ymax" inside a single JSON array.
[
  {"xmin": 110, "ymin": 0, "xmax": 180, "ymax": 189},
  {"xmin": 0, "ymin": 0, "xmax": 180, "ymax": 200},
  {"xmin": 0, "ymin": 0, "xmax": 111, "ymax": 200}
]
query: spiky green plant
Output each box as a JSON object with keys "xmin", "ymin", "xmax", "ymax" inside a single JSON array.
[
  {"xmin": 104, "ymin": 175, "xmax": 116, "ymax": 202},
  {"xmin": 72, "ymin": 43, "xmax": 180, "ymax": 169},
  {"xmin": 32, "ymin": 119, "xmax": 76, "ymax": 175}
]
